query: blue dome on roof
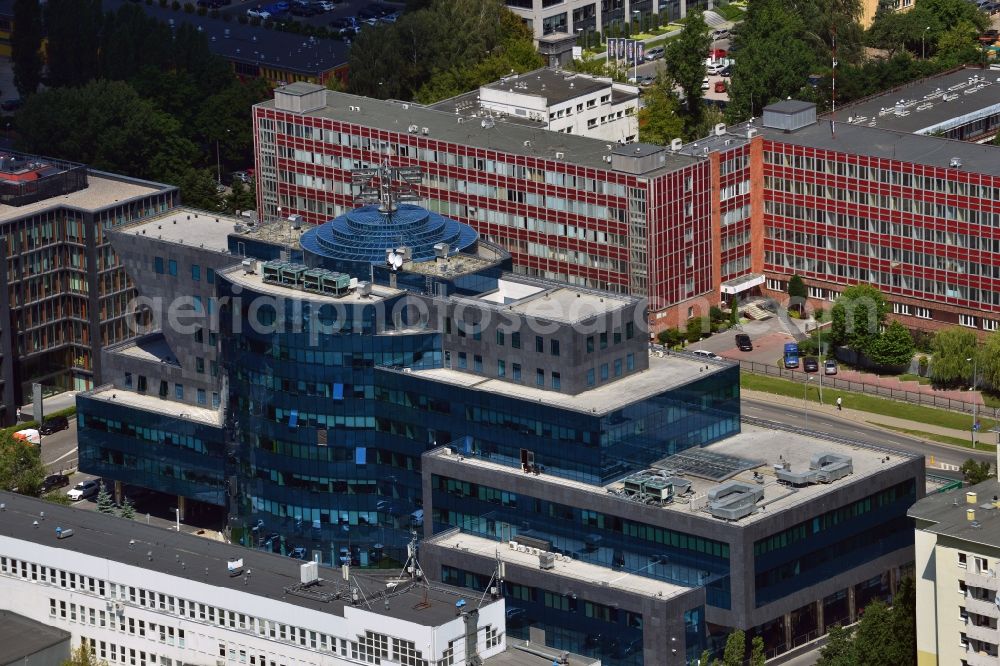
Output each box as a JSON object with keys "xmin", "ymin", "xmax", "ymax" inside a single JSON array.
[{"xmin": 300, "ymin": 204, "xmax": 478, "ymax": 274}]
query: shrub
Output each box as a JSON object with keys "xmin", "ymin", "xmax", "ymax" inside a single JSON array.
[
  {"xmin": 183, "ymin": 2, "xmax": 195, "ymax": 13},
  {"xmin": 686, "ymin": 317, "xmax": 706, "ymax": 343},
  {"xmin": 814, "ymin": 307, "xmax": 825, "ymax": 322},
  {"xmin": 918, "ymin": 355, "xmax": 929, "ymax": 376},
  {"xmin": 171, "ymin": 1, "xmax": 181, "ymax": 10},
  {"xmin": 788, "ymin": 309, "xmax": 801, "ymax": 319},
  {"xmin": 709, "ymin": 305, "xmax": 726, "ymax": 323}
]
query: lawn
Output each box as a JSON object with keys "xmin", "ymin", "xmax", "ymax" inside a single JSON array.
[
  {"xmin": 740, "ymin": 373, "xmax": 997, "ymax": 432},
  {"xmin": 871, "ymin": 422, "xmax": 997, "ymax": 453},
  {"xmin": 715, "ymin": 3, "xmax": 746, "ymax": 22},
  {"xmin": 897, "ymin": 373, "xmax": 932, "ymax": 385}
]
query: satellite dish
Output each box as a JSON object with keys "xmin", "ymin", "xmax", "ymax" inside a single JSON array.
[
  {"xmin": 392, "ymin": 254, "xmax": 403, "ymax": 269},
  {"xmin": 387, "ymin": 252, "xmax": 398, "ymax": 267}
]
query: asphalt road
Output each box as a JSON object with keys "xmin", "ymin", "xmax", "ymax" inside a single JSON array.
[
  {"xmin": 38, "ymin": 418, "xmax": 79, "ymax": 473},
  {"xmin": 743, "ymin": 396, "xmax": 985, "ymax": 477}
]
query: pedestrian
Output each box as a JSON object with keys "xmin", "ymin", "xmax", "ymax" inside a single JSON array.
[{"xmin": 836, "ymin": 396, "xmax": 842, "ymax": 411}]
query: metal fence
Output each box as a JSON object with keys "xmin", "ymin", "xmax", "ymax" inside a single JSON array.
[{"xmin": 739, "ymin": 359, "xmax": 997, "ymax": 419}]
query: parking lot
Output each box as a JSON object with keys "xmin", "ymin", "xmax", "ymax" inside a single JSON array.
[{"xmin": 219, "ymin": 0, "xmax": 404, "ymax": 36}]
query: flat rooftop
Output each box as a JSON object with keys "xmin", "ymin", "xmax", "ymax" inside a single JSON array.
[
  {"xmin": 758, "ymin": 116, "xmax": 1000, "ymax": 176},
  {"xmin": 0, "ymin": 173, "xmax": 167, "ymax": 225},
  {"xmin": 125, "ymin": 208, "xmax": 241, "ymax": 253},
  {"xmin": 0, "ymin": 610, "xmax": 70, "ymax": 663},
  {"xmin": 113, "ymin": 333, "xmax": 181, "ymax": 368},
  {"xmin": 830, "ymin": 67, "xmax": 1000, "ymax": 135},
  {"xmin": 480, "ymin": 68, "xmax": 613, "ymax": 106},
  {"xmin": 401, "ymin": 352, "xmax": 729, "ymax": 415},
  {"xmin": 84, "ymin": 386, "xmax": 223, "ymax": 427},
  {"xmin": 0, "ymin": 491, "xmax": 501, "ymax": 627},
  {"xmin": 235, "ymin": 218, "xmax": 306, "ymax": 251},
  {"xmin": 220, "ymin": 265, "xmax": 403, "ymax": 304},
  {"xmin": 910, "ymin": 478, "xmax": 1000, "ymax": 548},
  {"xmin": 429, "ymin": 421, "xmax": 919, "ymax": 525},
  {"xmin": 428, "ymin": 90, "xmax": 545, "ymax": 129},
  {"xmin": 463, "ymin": 277, "xmax": 635, "ymax": 323},
  {"xmin": 428, "ymin": 529, "xmax": 692, "ymax": 601},
  {"xmin": 486, "ymin": 641, "xmax": 599, "ymax": 666},
  {"xmin": 263, "ymin": 89, "xmax": 699, "ymax": 173}
]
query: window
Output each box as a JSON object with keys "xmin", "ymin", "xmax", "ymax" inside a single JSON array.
[
  {"xmin": 474, "ymin": 355, "xmax": 483, "ymax": 372},
  {"xmin": 194, "ymin": 328, "xmax": 204, "ymax": 343},
  {"xmin": 137, "ymin": 375, "xmax": 147, "ymax": 393},
  {"xmin": 892, "ymin": 302, "xmax": 911, "ymax": 315},
  {"xmin": 976, "ymin": 556, "xmax": 989, "ymax": 574},
  {"xmin": 536, "ymin": 369, "xmax": 544, "ymax": 386},
  {"xmin": 196, "ymin": 357, "xmax": 205, "ymax": 373},
  {"xmin": 587, "ymin": 369, "xmax": 595, "ymax": 386},
  {"xmin": 552, "ymin": 372, "xmax": 561, "ymax": 389},
  {"xmin": 915, "ymin": 307, "xmax": 931, "ymax": 319},
  {"xmin": 535, "ymin": 336, "xmax": 544, "ymax": 353},
  {"xmin": 587, "ymin": 336, "xmax": 594, "ymax": 353},
  {"xmin": 207, "ymin": 268, "xmax": 215, "ymax": 284},
  {"xmin": 212, "ymin": 393, "xmax": 220, "ymax": 408},
  {"xmin": 600, "ymin": 332, "xmax": 608, "ymax": 349},
  {"xmin": 154, "ymin": 257, "xmax": 164, "ymax": 274},
  {"xmin": 960, "ymin": 314, "xmax": 978, "ymax": 328},
  {"xmin": 626, "ymin": 322, "xmax": 635, "ymax": 339},
  {"xmin": 124, "ymin": 373, "xmax": 133, "ymax": 389},
  {"xmin": 497, "ymin": 360, "xmax": 506, "ymax": 377},
  {"xmin": 614, "ymin": 359, "xmax": 622, "ymax": 377},
  {"xmin": 512, "ymin": 332, "xmax": 521, "ymax": 349},
  {"xmin": 496, "ymin": 330, "xmax": 504, "ymax": 346},
  {"xmin": 958, "ymin": 553, "xmax": 967, "ymax": 569},
  {"xmin": 458, "ymin": 352, "xmax": 467, "ymax": 369},
  {"xmin": 550, "ymin": 339, "xmax": 560, "ymax": 356},
  {"xmin": 197, "ymin": 389, "xmax": 206, "ymax": 406},
  {"xmin": 168, "ymin": 260, "xmax": 177, "ymax": 276},
  {"xmin": 600, "ymin": 363, "xmax": 609, "ymax": 381},
  {"xmin": 512, "ymin": 363, "xmax": 522, "ymax": 381},
  {"xmin": 191, "ymin": 265, "xmax": 201, "ymax": 281}
]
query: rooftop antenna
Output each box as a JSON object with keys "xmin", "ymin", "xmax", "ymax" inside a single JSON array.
[
  {"xmin": 477, "ymin": 549, "xmax": 506, "ymax": 609},
  {"xmin": 351, "ymin": 163, "xmax": 423, "ymax": 214}
]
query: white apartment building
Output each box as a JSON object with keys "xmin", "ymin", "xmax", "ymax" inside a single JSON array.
[
  {"xmin": 433, "ymin": 69, "xmax": 639, "ymax": 143},
  {"xmin": 0, "ymin": 492, "xmax": 506, "ymax": 666},
  {"xmin": 910, "ymin": 482, "xmax": 1000, "ymax": 666}
]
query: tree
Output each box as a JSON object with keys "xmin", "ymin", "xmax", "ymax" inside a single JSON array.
[
  {"xmin": 929, "ymin": 327, "xmax": 978, "ymax": 387},
  {"xmin": 63, "ymin": 642, "xmax": 107, "ymax": 666},
  {"xmin": 11, "ymin": 0, "xmax": 43, "ymax": 97},
  {"xmin": 961, "ymin": 459, "xmax": 993, "ymax": 485},
  {"xmin": 980, "ymin": 330, "xmax": 1000, "ymax": 391},
  {"xmin": 935, "ymin": 19, "xmax": 983, "ymax": 66},
  {"xmin": 729, "ymin": 297, "xmax": 739, "ymax": 327},
  {"xmin": 686, "ymin": 317, "xmax": 706, "ymax": 343},
  {"xmin": 119, "ymin": 496, "xmax": 136, "ymax": 520},
  {"xmin": 868, "ymin": 320, "xmax": 915, "ymax": 368},
  {"xmin": 637, "ymin": 73, "xmax": 685, "ymax": 145},
  {"xmin": 750, "ymin": 636, "xmax": 765, "ymax": 666},
  {"xmin": 43, "ymin": 0, "xmax": 103, "ymax": 88},
  {"xmin": 817, "ymin": 624, "xmax": 857, "ymax": 666},
  {"xmin": 889, "ymin": 577, "xmax": 917, "ymax": 666},
  {"xmin": 921, "ymin": 0, "xmax": 989, "ymax": 33},
  {"xmin": 726, "ymin": 0, "xmax": 816, "ymax": 121},
  {"xmin": 830, "ymin": 284, "xmax": 889, "ymax": 356},
  {"xmin": 663, "ymin": 10, "xmax": 711, "ymax": 118},
  {"xmin": 0, "ymin": 438, "xmax": 46, "ymax": 495},
  {"xmin": 699, "ymin": 649, "xmax": 714, "ymax": 666},
  {"xmin": 787, "ymin": 274, "xmax": 807, "ymax": 313},
  {"xmin": 722, "ymin": 629, "xmax": 745, "ymax": 666},
  {"xmin": 96, "ymin": 483, "xmax": 116, "ymax": 515},
  {"xmin": 850, "ymin": 600, "xmax": 900, "ymax": 665},
  {"xmin": 224, "ymin": 180, "xmax": 256, "ymax": 215}
]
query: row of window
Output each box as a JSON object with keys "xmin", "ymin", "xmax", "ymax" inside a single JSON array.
[
  {"xmin": 152, "ymin": 257, "xmax": 216, "ymax": 283},
  {"xmin": 3, "ymin": 556, "xmax": 440, "ymax": 666},
  {"xmin": 121, "ymin": 373, "xmax": 220, "ymax": 407}
]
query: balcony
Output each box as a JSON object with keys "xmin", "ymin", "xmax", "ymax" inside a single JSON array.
[
  {"xmin": 964, "ymin": 648, "xmax": 1000, "ymax": 666},
  {"xmin": 967, "ymin": 622, "xmax": 1000, "ymax": 644},
  {"xmin": 967, "ymin": 597, "xmax": 1000, "ymax": 619},
  {"xmin": 968, "ymin": 571, "xmax": 1000, "ymax": 592}
]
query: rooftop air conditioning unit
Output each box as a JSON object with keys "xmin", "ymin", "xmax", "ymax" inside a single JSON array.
[
  {"xmin": 242, "ymin": 258, "xmax": 257, "ymax": 275},
  {"xmin": 950, "ymin": 157, "xmax": 962, "ymax": 168},
  {"xmin": 714, "ymin": 123, "xmax": 726, "ymax": 136},
  {"xmin": 670, "ymin": 138, "xmax": 683, "ymax": 151},
  {"xmin": 555, "ymin": 151, "xmax": 564, "ymax": 159},
  {"xmin": 421, "ymin": 127, "xmax": 429, "ymax": 135},
  {"xmin": 408, "ymin": 124, "xmax": 419, "ymax": 133}
]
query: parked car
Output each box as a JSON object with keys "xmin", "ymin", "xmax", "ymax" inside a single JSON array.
[
  {"xmin": 824, "ymin": 359, "xmax": 838, "ymax": 375},
  {"xmin": 735, "ymin": 333, "xmax": 753, "ymax": 351},
  {"xmin": 247, "ymin": 8, "xmax": 272, "ymax": 20},
  {"xmin": 317, "ymin": 0, "xmax": 336, "ymax": 10},
  {"xmin": 706, "ymin": 62, "xmax": 725, "ymax": 75},
  {"xmin": 410, "ymin": 509, "xmax": 424, "ymax": 527},
  {"xmin": 39, "ymin": 415, "xmax": 69, "ymax": 435},
  {"xmin": 230, "ymin": 171, "xmax": 252, "ymax": 184},
  {"xmin": 714, "ymin": 80, "xmax": 727, "ymax": 93},
  {"xmin": 40, "ymin": 474, "xmax": 70, "ymax": 494},
  {"xmin": 692, "ymin": 349, "xmax": 722, "ymax": 360},
  {"xmin": 719, "ymin": 65, "xmax": 732, "ymax": 77},
  {"xmin": 803, "ymin": 357, "xmax": 819, "ymax": 373},
  {"xmin": 701, "ymin": 77, "xmax": 710, "ymax": 91},
  {"xmin": 645, "ymin": 46, "xmax": 665, "ymax": 61},
  {"xmin": 1, "ymin": 99, "xmax": 22, "ymax": 112},
  {"xmin": 288, "ymin": 546, "xmax": 308, "ymax": 559},
  {"xmin": 67, "ymin": 479, "xmax": 100, "ymax": 501},
  {"xmin": 712, "ymin": 29, "xmax": 730, "ymax": 40}
]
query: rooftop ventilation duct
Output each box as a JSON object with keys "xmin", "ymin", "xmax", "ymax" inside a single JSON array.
[
  {"xmin": 707, "ymin": 481, "xmax": 764, "ymax": 520},
  {"xmin": 775, "ymin": 453, "xmax": 853, "ymax": 486}
]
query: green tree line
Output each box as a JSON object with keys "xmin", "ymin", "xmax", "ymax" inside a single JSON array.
[{"xmin": 11, "ymin": 0, "xmax": 270, "ymax": 210}]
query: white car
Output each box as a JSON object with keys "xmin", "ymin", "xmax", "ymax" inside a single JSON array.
[
  {"xmin": 706, "ymin": 63, "xmax": 724, "ymax": 75},
  {"xmin": 691, "ymin": 349, "xmax": 722, "ymax": 360},
  {"xmin": 247, "ymin": 8, "xmax": 271, "ymax": 19},
  {"xmin": 701, "ymin": 77, "xmax": 710, "ymax": 91},
  {"xmin": 67, "ymin": 479, "xmax": 100, "ymax": 501}
]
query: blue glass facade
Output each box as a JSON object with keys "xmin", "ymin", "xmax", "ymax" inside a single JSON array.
[
  {"xmin": 428, "ymin": 475, "xmax": 732, "ymax": 610},
  {"xmin": 218, "ymin": 277, "xmax": 443, "ymax": 562},
  {"xmin": 752, "ymin": 478, "xmax": 916, "ymax": 607},
  {"xmin": 76, "ymin": 396, "xmax": 228, "ymax": 506},
  {"xmin": 375, "ymin": 364, "xmax": 740, "ymax": 485}
]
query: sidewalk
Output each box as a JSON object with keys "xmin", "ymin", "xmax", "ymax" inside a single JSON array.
[{"xmin": 742, "ymin": 388, "xmax": 982, "ymax": 444}]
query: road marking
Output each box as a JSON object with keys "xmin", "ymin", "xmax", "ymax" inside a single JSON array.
[
  {"xmin": 936, "ymin": 463, "xmax": 960, "ymax": 471},
  {"xmin": 47, "ymin": 447, "xmax": 78, "ymax": 465}
]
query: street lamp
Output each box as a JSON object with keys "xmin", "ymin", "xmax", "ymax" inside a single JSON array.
[
  {"xmin": 922, "ymin": 26, "xmax": 930, "ymax": 60},
  {"xmin": 968, "ymin": 356, "xmax": 979, "ymax": 448},
  {"xmin": 576, "ymin": 26, "xmax": 585, "ymax": 52}
]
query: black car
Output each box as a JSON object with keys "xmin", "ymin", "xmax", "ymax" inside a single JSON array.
[
  {"xmin": 719, "ymin": 65, "xmax": 732, "ymax": 77},
  {"xmin": 803, "ymin": 356, "xmax": 819, "ymax": 373},
  {"xmin": 40, "ymin": 474, "xmax": 70, "ymax": 494},
  {"xmin": 735, "ymin": 333, "xmax": 753, "ymax": 351},
  {"xmin": 39, "ymin": 415, "xmax": 69, "ymax": 435}
]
